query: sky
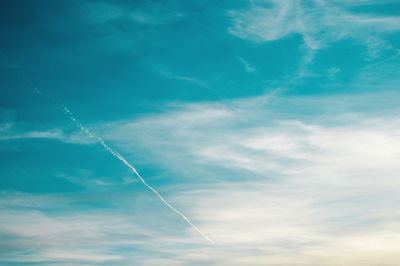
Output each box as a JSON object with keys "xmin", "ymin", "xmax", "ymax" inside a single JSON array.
[{"xmin": 1, "ymin": 0, "xmax": 400, "ymax": 265}]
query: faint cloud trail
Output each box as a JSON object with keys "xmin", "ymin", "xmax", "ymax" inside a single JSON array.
[
  {"xmin": 62, "ymin": 107, "xmax": 214, "ymax": 244},
  {"xmin": 27, "ymin": 74, "xmax": 214, "ymax": 243}
]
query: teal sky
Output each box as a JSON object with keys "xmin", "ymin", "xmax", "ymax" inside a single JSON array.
[{"xmin": 1, "ymin": 0, "xmax": 400, "ymax": 265}]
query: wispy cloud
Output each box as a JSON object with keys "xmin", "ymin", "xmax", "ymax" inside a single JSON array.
[
  {"xmin": 228, "ymin": 1, "xmax": 400, "ymax": 93},
  {"xmin": 2, "ymin": 91, "xmax": 400, "ymax": 264},
  {"xmin": 229, "ymin": 0, "xmax": 400, "ymax": 53},
  {"xmin": 0, "ymin": 192, "xmax": 211, "ymax": 265},
  {"xmin": 0, "ymin": 129, "xmax": 64, "ymax": 141},
  {"xmin": 61, "ymin": 106, "xmax": 213, "ymax": 243},
  {"xmin": 89, "ymin": 90, "xmax": 400, "ymax": 264},
  {"xmin": 2, "ymin": 1, "xmax": 399, "ymax": 263},
  {"xmin": 238, "ymin": 56, "xmax": 257, "ymax": 73},
  {"xmin": 82, "ymin": 1, "xmax": 184, "ymax": 26},
  {"xmin": 0, "ymin": 127, "xmax": 95, "ymax": 144},
  {"xmin": 158, "ymin": 69, "xmax": 215, "ymax": 91},
  {"xmin": 57, "ymin": 170, "xmax": 138, "ymax": 188}
]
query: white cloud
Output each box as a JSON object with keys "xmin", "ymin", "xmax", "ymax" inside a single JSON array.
[
  {"xmin": 228, "ymin": 0, "xmax": 400, "ymax": 52},
  {"xmin": 158, "ymin": 69, "xmax": 215, "ymax": 91},
  {"xmin": 0, "ymin": 129, "xmax": 65, "ymax": 141},
  {"xmin": 0, "ymin": 192, "xmax": 205, "ymax": 265},
  {"xmin": 91, "ymin": 91, "xmax": 400, "ymax": 264},
  {"xmin": 238, "ymin": 56, "xmax": 257, "ymax": 73},
  {"xmin": 103, "ymin": 91, "xmax": 400, "ymax": 177},
  {"xmin": 0, "ymin": 127, "xmax": 95, "ymax": 144},
  {"xmin": 3, "ymin": 94, "xmax": 400, "ymax": 264}
]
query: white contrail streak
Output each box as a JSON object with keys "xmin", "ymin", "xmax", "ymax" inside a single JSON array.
[{"xmin": 63, "ymin": 107, "xmax": 214, "ymax": 244}]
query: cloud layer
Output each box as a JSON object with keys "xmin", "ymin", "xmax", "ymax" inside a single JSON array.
[
  {"xmin": 86, "ymin": 91, "xmax": 400, "ymax": 264},
  {"xmin": 1, "ymin": 1, "xmax": 400, "ymax": 265}
]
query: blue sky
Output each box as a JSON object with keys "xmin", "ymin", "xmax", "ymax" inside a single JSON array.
[{"xmin": 1, "ymin": 0, "xmax": 400, "ymax": 265}]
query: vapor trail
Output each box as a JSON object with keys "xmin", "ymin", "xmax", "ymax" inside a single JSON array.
[{"xmin": 63, "ymin": 107, "xmax": 214, "ymax": 244}]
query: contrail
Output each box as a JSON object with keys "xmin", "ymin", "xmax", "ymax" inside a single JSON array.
[{"xmin": 62, "ymin": 107, "xmax": 214, "ymax": 244}]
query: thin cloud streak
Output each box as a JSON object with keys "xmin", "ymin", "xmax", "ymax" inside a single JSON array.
[
  {"xmin": 158, "ymin": 69, "xmax": 215, "ymax": 91},
  {"xmin": 62, "ymin": 106, "xmax": 214, "ymax": 243}
]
